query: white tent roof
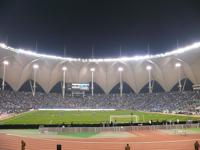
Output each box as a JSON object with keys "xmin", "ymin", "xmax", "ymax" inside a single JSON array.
[{"xmin": 0, "ymin": 42, "xmax": 200, "ymax": 94}]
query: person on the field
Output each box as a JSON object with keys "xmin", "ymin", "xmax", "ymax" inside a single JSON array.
[
  {"xmin": 125, "ymin": 144, "xmax": 131, "ymax": 150},
  {"xmin": 194, "ymin": 141, "xmax": 200, "ymax": 150},
  {"xmin": 21, "ymin": 140, "xmax": 26, "ymax": 150}
]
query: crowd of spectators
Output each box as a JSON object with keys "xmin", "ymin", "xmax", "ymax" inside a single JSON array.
[{"xmin": 0, "ymin": 90, "xmax": 200, "ymax": 114}]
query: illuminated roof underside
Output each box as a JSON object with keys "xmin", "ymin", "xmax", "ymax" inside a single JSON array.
[{"xmin": 0, "ymin": 42, "xmax": 200, "ymax": 93}]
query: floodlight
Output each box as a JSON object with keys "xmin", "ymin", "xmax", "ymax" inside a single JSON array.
[
  {"xmin": 118, "ymin": 67, "xmax": 124, "ymax": 72},
  {"xmin": 62, "ymin": 66, "xmax": 67, "ymax": 71},
  {"xmin": 1, "ymin": 41, "xmax": 200, "ymax": 62},
  {"xmin": 0, "ymin": 43, "xmax": 7, "ymax": 49},
  {"xmin": 90, "ymin": 67, "xmax": 95, "ymax": 72},
  {"xmin": 33, "ymin": 64, "xmax": 39, "ymax": 69},
  {"xmin": 175, "ymin": 63, "xmax": 181, "ymax": 67},
  {"xmin": 3, "ymin": 60, "xmax": 9, "ymax": 65},
  {"xmin": 146, "ymin": 65, "xmax": 152, "ymax": 70}
]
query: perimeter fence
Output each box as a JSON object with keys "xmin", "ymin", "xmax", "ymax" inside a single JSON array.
[{"xmin": 39, "ymin": 123, "xmax": 200, "ymax": 134}]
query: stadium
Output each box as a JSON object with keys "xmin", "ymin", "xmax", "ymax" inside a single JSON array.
[{"xmin": 1, "ymin": 41, "xmax": 200, "ymax": 150}]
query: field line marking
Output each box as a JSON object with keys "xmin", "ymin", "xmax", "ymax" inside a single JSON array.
[{"xmin": 6, "ymin": 133, "xmax": 27, "ymax": 138}]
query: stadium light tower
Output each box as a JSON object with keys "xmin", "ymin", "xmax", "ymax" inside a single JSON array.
[
  {"xmin": 175, "ymin": 63, "xmax": 182, "ymax": 92},
  {"xmin": 146, "ymin": 65, "xmax": 152, "ymax": 93},
  {"xmin": 32, "ymin": 64, "xmax": 39, "ymax": 96},
  {"xmin": 118, "ymin": 67, "xmax": 124, "ymax": 97},
  {"xmin": 90, "ymin": 67, "xmax": 95, "ymax": 96},
  {"xmin": 62, "ymin": 66, "xmax": 67, "ymax": 98},
  {"xmin": 2, "ymin": 60, "xmax": 9, "ymax": 91}
]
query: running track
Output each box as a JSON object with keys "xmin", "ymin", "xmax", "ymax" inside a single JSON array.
[{"xmin": 0, "ymin": 130, "xmax": 200, "ymax": 150}]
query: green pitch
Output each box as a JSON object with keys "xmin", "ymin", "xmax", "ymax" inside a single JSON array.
[
  {"xmin": 0, "ymin": 129, "xmax": 135, "ymax": 138},
  {"xmin": 0, "ymin": 110, "xmax": 199, "ymax": 125}
]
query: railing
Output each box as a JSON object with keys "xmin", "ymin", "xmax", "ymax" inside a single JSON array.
[{"xmin": 39, "ymin": 123, "xmax": 200, "ymax": 134}]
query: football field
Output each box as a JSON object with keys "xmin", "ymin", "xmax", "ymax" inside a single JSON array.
[{"xmin": 0, "ymin": 110, "xmax": 199, "ymax": 124}]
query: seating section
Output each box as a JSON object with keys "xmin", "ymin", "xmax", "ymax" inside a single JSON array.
[{"xmin": 0, "ymin": 91, "xmax": 199, "ymax": 114}]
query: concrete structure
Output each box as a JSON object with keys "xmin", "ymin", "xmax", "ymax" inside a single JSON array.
[{"xmin": 0, "ymin": 42, "xmax": 200, "ymax": 94}]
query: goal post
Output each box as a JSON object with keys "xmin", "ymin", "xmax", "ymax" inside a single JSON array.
[{"xmin": 109, "ymin": 115, "xmax": 139, "ymax": 123}]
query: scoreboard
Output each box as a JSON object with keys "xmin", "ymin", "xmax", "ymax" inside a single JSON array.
[
  {"xmin": 193, "ymin": 84, "xmax": 200, "ymax": 90},
  {"xmin": 66, "ymin": 83, "xmax": 90, "ymax": 97},
  {"xmin": 67, "ymin": 83, "xmax": 90, "ymax": 91}
]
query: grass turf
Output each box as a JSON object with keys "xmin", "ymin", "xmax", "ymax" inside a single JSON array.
[
  {"xmin": 188, "ymin": 128, "xmax": 200, "ymax": 131},
  {"xmin": 58, "ymin": 132, "xmax": 97, "ymax": 138},
  {"xmin": 0, "ymin": 129, "xmax": 136, "ymax": 138},
  {"xmin": 0, "ymin": 129, "xmax": 98, "ymax": 138},
  {"xmin": 161, "ymin": 128, "xmax": 200, "ymax": 135},
  {"xmin": 0, "ymin": 110, "xmax": 199, "ymax": 125}
]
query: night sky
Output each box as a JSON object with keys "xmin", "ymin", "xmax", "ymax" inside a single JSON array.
[{"xmin": 0, "ymin": 0, "xmax": 200, "ymax": 58}]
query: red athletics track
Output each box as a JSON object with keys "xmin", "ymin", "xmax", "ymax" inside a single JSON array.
[{"xmin": 0, "ymin": 130, "xmax": 200, "ymax": 150}]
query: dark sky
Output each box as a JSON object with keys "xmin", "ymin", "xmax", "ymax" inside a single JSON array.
[{"xmin": 0, "ymin": 0, "xmax": 200, "ymax": 58}]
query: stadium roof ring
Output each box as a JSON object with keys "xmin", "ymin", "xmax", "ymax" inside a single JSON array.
[{"xmin": 0, "ymin": 42, "xmax": 200, "ymax": 94}]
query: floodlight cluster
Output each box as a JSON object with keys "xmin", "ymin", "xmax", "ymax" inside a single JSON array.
[
  {"xmin": 33, "ymin": 64, "xmax": 39, "ymax": 69},
  {"xmin": 146, "ymin": 65, "xmax": 152, "ymax": 70},
  {"xmin": 62, "ymin": 66, "xmax": 67, "ymax": 71},
  {"xmin": 0, "ymin": 41, "xmax": 200, "ymax": 62},
  {"xmin": 175, "ymin": 63, "xmax": 181, "ymax": 67},
  {"xmin": 118, "ymin": 67, "xmax": 124, "ymax": 72},
  {"xmin": 3, "ymin": 60, "xmax": 9, "ymax": 65},
  {"xmin": 90, "ymin": 68, "xmax": 95, "ymax": 72}
]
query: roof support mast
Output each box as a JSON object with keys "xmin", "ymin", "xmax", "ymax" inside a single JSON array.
[
  {"xmin": 2, "ymin": 60, "xmax": 9, "ymax": 91},
  {"xmin": 32, "ymin": 64, "xmax": 39, "ymax": 96},
  {"xmin": 62, "ymin": 66, "xmax": 67, "ymax": 98}
]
